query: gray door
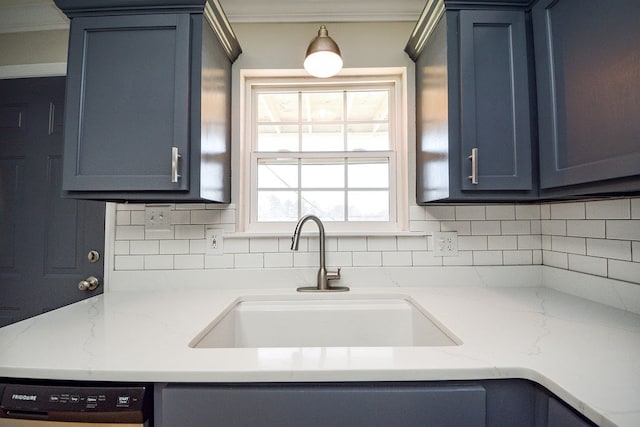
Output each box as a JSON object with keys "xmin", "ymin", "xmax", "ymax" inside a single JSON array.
[{"xmin": 0, "ymin": 77, "xmax": 105, "ymax": 327}]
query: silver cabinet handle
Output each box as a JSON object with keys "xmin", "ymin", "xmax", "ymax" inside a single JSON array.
[
  {"xmin": 468, "ymin": 147, "xmax": 478, "ymax": 185},
  {"xmin": 171, "ymin": 146, "xmax": 182, "ymax": 183}
]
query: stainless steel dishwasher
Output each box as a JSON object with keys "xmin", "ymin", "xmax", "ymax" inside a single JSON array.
[{"xmin": 0, "ymin": 382, "xmax": 151, "ymax": 426}]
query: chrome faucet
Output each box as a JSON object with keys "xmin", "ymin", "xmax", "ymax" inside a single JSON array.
[{"xmin": 291, "ymin": 214, "xmax": 348, "ymax": 292}]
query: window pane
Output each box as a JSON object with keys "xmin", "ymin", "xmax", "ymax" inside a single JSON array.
[
  {"xmin": 347, "ymin": 90, "xmax": 388, "ymax": 121},
  {"xmin": 301, "ymin": 161, "xmax": 344, "ymax": 188},
  {"xmin": 347, "ymin": 123, "xmax": 390, "ymax": 151},
  {"xmin": 301, "ymin": 124, "xmax": 344, "ymax": 151},
  {"xmin": 258, "ymin": 160, "xmax": 298, "ymax": 188},
  {"xmin": 348, "ymin": 160, "xmax": 389, "ymax": 188},
  {"xmin": 301, "ymin": 92, "xmax": 343, "ymax": 121},
  {"xmin": 257, "ymin": 125, "xmax": 299, "ymax": 151},
  {"xmin": 301, "ymin": 191, "xmax": 345, "ymax": 221},
  {"xmin": 348, "ymin": 191, "xmax": 389, "ymax": 221},
  {"xmin": 257, "ymin": 92, "xmax": 298, "ymax": 122},
  {"xmin": 257, "ymin": 191, "xmax": 298, "ymax": 221}
]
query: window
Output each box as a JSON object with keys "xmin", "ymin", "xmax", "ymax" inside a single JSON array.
[{"xmin": 241, "ymin": 69, "xmax": 408, "ymax": 233}]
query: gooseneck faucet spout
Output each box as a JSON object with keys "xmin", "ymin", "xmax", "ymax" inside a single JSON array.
[{"xmin": 291, "ymin": 214, "xmax": 348, "ymax": 292}]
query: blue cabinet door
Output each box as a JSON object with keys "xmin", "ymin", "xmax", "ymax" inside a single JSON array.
[
  {"xmin": 533, "ymin": 0, "xmax": 640, "ymax": 190},
  {"xmin": 62, "ymin": 13, "xmax": 191, "ymax": 192},
  {"xmin": 459, "ymin": 10, "xmax": 533, "ymax": 191}
]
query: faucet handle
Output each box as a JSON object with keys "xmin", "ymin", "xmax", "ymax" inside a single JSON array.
[{"xmin": 327, "ymin": 267, "xmax": 341, "ymax": 281}]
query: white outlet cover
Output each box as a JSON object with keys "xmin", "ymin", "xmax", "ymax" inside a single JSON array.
[
  {"xmin": 206, "ymin": 228, "xmax": 224, "ymax": 255},
  {"xmin": 432, "ymin": 231, "xmax": 458, "ymax": 257}
]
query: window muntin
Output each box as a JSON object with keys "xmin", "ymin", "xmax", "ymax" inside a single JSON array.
[{"xmin": 244, "ymin": 72, "xmax": 406, "ymax": 233}]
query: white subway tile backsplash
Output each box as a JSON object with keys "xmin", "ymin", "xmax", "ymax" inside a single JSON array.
[
  {"xmin": 175, "ymin": 254, "xmax": 204, "ymax": 270},
  {"xmin": 488, "ymin": 235, "xmax": 518, "ymax": 250},
  {"xmin": 471, "ymin": 221, "xmax": 501, "ymax": 235},
  {"xmin": 540, "ymin": 204, "xmax": 551, "ymax": 220},
  {"xmin": 516, "ymin": 205, "xmax": 541, "ymax": 220},
  {"xmin": 159, "ymin": 240, "xmax": 189, "ymax": 255},
  {"xmin": 327, "ymin": 251, "xmax": 353, "ymax": 267},
  {"xmin": 486, "ymin": 205, "xmax": 515, "ymax": 220},
  {"xmin": 234, "ymin": 253, "xmax": 264, "ymax": 268},
  {"xmin": 337, "ymin": 236, "xmax": 367, "ymax": 252},
  {"xmin": 116, "ymin": 211, "xmax": 131, "ymax": 225},
  {"xmin": 456, "ymin": 205, "xmax": 486, "ymax": 220},
  {"xmin": 130, "ymin": 240, "xmax": 159, "ymax": 255},
  {"xmin": 504, "ymin": 250, "xmax": 533, "ymax": 265},
  {"xmin": 424, "ymin": 206, "xmax": 455, "ymax": 221},
  {"xmin": 409, "ymin": 205, "xmax": 426, "ymax": 221},
  {"xmin": 382, "ymin": 251, "xmax": 413, "ymax": 266},
  {"xmin": 586, "ymin": 199, "xmax": 630, "ymax": 219},
  {"xmin": 632, "ymin": 198, "xmax": 640, "ymax": 219},
  {"xmin": 144, "ymin": 255, "xmax": 174, "ymax": 270},
  {"xmin": 114, "ymin": 241, "xmax": 130, "ymax": 255},
  {"xmin": 367, "ymin": 236, "xmax": 397, "ymax": 251},
  {"xmin": 587, "ymin": 238, "xmax": 632, "ymax": 261},
  {"xmin": 551, "ymin": 236, "xmax": 586, "ymax": 255},
  {"xmin": 264, "ymin": 252, "xmax": 293, "ymax": 268},
  {"xmin": 174, "ymin": 225, "xmax": 204, "ymax": 240},
  {"xmin": 458, "ymin": 236, "xmax": 488, "ymax": 251},
  {"xmin": 608, "ymin": 259, "xmax": 640, "ymax": 283},
  {"xmin": 550, "ymin": 202, "xmax": 585, "ymax": 219},
  {"xmin": 501, "ymin": 220, "xmax": 531, "ymax": 235},
  {"xmin": 353, "ymin": 251, "xmax": 382, "ymax": 267},
  {"xmin": 191, "ymin": 209, "xmax": 221, "ymax": 224},
  {"xmin": 110, "ymin": 198, "xmax": 639, "ymax": 285},
  {"xmin": 116, "ymin": 225, "xmax": 145, "ymax": 240},
  {"xmin": 170, "ymin": 210, "xmax": 190, "ymax": 225},
  {"xmin": 114, "ymin": 255, "xmax": 143, "ymax": 270},
  {"xmin": 541, "ymin": 220, "xmax": 567, "ymax": 236},
  {"xmin": 225, "ymin": 237, "xmax": 250, "ymax": 254},
  {"xmin": 543, "ymin": 251, "xmax": 568, "ymax": 269},
  {"xmin": 130, "ymin": 210, "xmax": 145, "ymax": 225},
  {"xmin": 204, "ymin": 254, "xmax": 234, "ymax": 269},
  {"xmin": 517, "ymin": 235, "xmax": 542, "ymax": 250},
  {"xmin": 473, "ymin": 250, "xmax": 502, "ymax": 265},
  {"xmin": 397, "ymin": 236, "xmax": 427, "ymax": 251},
  {"xmin": 566, "ymin": 220, "xmax": 606, "ymax": 238},
  {"xmin": 412, "ymin": 251, "xmax": 443, "ymax": 266},
  {"xmin": 606, "ymin": 220, "xmax": 640, "ymax": 240},
  {"xmin": 189, "ymin": 239, "xmax": 205, "ymax": 254},
  {"xmin": 443, "ymin": 251, "xmax": 473, "ymax": 266},
  {"xmin": 441, "ymin": 221, "xmax": 471, "ymax": 235},
  {"xmin": 568, "ymin": 254, "xmax": 607, "ymax": 277},
  {"xmin": 250, "ymin": 238, "xmax": 279, "ymax": 253}
]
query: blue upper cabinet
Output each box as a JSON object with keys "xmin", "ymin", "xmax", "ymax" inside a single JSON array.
[
  {"xmin": 408, "ymin": 1, "xmax": 537, "ymax": 203},
  {"xmin": 533, "ymin": 0, "xmax": 640, "ymax": 196},
  {"xmin": 54, "ymin": 0, "xmax": 241, "ymax": 202}
]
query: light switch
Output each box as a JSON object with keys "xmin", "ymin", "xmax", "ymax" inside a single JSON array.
[{"xmin": 145, "ymin": 205, "xmax": 172, "ymax": 232}]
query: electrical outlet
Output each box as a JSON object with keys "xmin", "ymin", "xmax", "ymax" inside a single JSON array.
[
  {"xmin": 205, "ymin": 228, "xmax": 224, "ymax": 255},
  {"xmin": 433, "ymin": 231, "xmax": 458, "ymax": 256},
  {"xmin": 145, "ymin": 205, "xmax": 172, "ymax": 232}
]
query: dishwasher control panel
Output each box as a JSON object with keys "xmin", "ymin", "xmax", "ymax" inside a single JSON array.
[{"xmin": 0, "ymin": 383, "xmax": 148, "ymax": 423}]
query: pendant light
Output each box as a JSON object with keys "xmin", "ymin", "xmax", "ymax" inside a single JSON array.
[{"xmin": 304, "ymin": 25, "xmax": 343, "ymax": 78}]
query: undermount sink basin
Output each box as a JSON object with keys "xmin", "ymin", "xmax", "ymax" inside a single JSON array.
[{"xmin": 189, "ymin": 295, "xmax": 461, "ymax": 348}]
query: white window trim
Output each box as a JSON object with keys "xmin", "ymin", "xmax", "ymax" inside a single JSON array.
[{"xmin": 239, "ymin": 68, "xmax": 409, "ymax": 234}]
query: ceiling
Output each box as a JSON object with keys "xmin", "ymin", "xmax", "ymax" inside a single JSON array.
[{"xmin": 0, "ymin": 0, "xmax": 425, "ymax": 33}]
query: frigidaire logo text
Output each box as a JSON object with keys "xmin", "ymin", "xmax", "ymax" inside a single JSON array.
[{"xmin": 12, "ymin": 394, "xmax": 37, "ymax": 401}]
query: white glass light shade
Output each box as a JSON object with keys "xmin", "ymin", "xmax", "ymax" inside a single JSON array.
[{"xmin": 304, "ymin": 25, "xmax": 343, "ymax": 78}]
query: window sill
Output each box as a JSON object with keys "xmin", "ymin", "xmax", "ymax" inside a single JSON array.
[{"xmin": 224, "ymin": 230, "xmax": 429, "ymax": 239}]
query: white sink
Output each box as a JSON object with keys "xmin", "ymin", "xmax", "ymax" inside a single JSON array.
[{"xmin": 189, "ymin": 295, "xmax": 461, "ymax": 348}]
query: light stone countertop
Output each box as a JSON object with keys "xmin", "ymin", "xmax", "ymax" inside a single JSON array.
[{"xmin": 1, "ymin": 284, "xmax": 639, "ymax": 426}]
